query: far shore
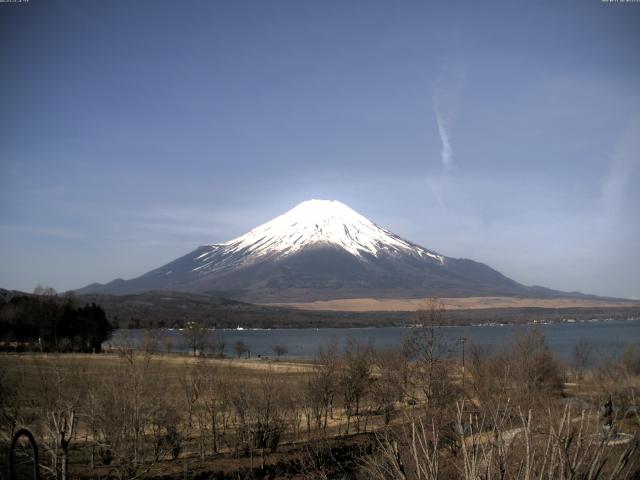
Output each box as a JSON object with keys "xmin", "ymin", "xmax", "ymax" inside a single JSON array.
[{"xmin": 265, "ymin": 295, "xmax": 639, "ymax": 312}]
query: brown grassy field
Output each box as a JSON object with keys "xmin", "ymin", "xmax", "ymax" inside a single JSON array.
[
  {"xmin": 0, "ymin": 353, "xmax": 313, "ymax": 403},
  {"xmin": 2, "ymin": 331, "xmax": 639, "ymax": 480},
  {"xmin": 267, "ymin": 295, "xmax": 639, "ymax": 312},
  {"xmin": 0, "ymin": 350, "xmax": 415, "ymax": 480}
]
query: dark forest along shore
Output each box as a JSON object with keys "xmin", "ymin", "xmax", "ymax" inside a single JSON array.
[{"xmin": 107, "ymin": 318, "xmax": 640, "ymax": 361}]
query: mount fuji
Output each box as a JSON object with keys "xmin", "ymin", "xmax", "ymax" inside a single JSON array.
[{"xmin": 77, "ymin": 200, "xmax": 579, "ymax": 302}]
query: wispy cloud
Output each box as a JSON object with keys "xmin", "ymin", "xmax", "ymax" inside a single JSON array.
[
  {"xmin": 0, "ymin": 224, "xmax": 86, "ymax": 239},
  {"xmin": 600, "ymin": 114, "xmax": 640, "ymax": 231},
  {"xmin": 433, "ymin": 65, "xmax": 465, "ymax": 170},
  {"xmin": 106, "ymin": 206, "xmax": 249, "ymax": 246},
  {"xmin": 426, "ymin": 175, "xmax": 447, "ymax": 208},
  {"xmin": 435, "ymin": 115, "xmax": 453, "ymax": 169}
]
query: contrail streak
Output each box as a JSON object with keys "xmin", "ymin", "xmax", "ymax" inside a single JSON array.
[
  {"xmin": 436, "ymin": 110, "xmax": 453, "ymax": 168},
  {"xmin": 433, "ymin": 65, "xmax": 464, "ymax": 170}
]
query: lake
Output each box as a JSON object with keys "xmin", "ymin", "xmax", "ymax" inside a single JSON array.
[{"xmin": 107, "ymin": 318, "xmax": 640, "ymax": 363}]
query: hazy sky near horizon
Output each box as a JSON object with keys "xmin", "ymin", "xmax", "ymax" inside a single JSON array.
[{"xmin": 1, "ymin": 1, "xmax": 640, "ymax": 298}]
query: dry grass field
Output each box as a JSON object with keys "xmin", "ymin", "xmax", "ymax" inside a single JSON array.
[
  {"xmin": 0, "ymin": 352, "xmax": 312, "ymax": 379},
  {"xmin": 2, "ymin": 328, "xmax": 640, "ymax": 480},
  {"xmin": 0, "ymin": 349, "xmax": 407, "ymax": 479},
  {"xmin": 267, "ymin": 295, "xmax": 638, "ymax": 312}
]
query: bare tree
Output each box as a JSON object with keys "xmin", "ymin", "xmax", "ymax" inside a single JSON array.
[
  {"xmin": 140, "ymin": 329, "xmax": 160, "ymax": 353},
  {"xmin": 468, "ymin": 328, "xmax": 562, "ymax": 410},
  {"xmin": 201, "ymin": 365, "xmax": 229, "ymax": 454},
  {"xmin": 406, "ymin": 298, "xmax": 457, "ymax": 409},
  {"xmin": 150, "ymin": 404, "xmax": 182, "ymax": 462},
  {"xmin": 273, "ymin": 343, "xmax": 288, "ymax": 359},
  {"xmin": 367, "ymin": 402, "xmax": 640, "ymax": 480},
  {"xmin": 573, "ymin": 340, "xmax": 594, "ymax": 380},
  {"xmin": 303, "ymin": 340, "xmax": 339, "ymax": 434},
  {"xmin": 318, "ymin": 340, "xmax": 340, "ymax": 428},
  {"xmin": 162, "ymin": 332, "xmax": 173, "ymax": 355},
  {"xmin": 35, "ymin": 357, "xmax": 86, "ymax": 480},
  {"xmin": 211, "ymin": 329, "xmax": 226, "ymax": 357},
  {"xmin": 253, "ymin": 371, "xmax": 288, "ymax": 467},
  {"xmin": 234, "ymin": 340, "xmax": 249, "ymax": 358},
  {"xmin": 181, "ymin": 322, "xmax": 211, "ymax": 356},
  {"xmin": 341, "ymin": 337, "xmax": 373, "ymax": 434},
  {"xmin": 227, "ymin": 370, "xmax": 290, "ymax": 469},
  {"xmin": 179, "ymin": 361, "xmax": 205, "ymax": 432},
  {"xmin": 364, "ymin": 418, "xmax": 440, "ymax": 480},
  {"xmin": 373, "ymin": 347, "xmax": 409, "ymax": 425},
  {"xmin": 92, "ymin": 348, "xmax": 162, "ymax": 480},
  {"xmin": 33, "ymin": 284, "xmax": 57, "ymax": 296},
  {"xmin": 511, "ymin": 327, "xmax": 563, "ymax": 406}
]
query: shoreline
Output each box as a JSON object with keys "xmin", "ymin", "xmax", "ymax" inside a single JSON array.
[{"xmin": 136, "ymin": 315, "xmax": 640, "ymax": 331}]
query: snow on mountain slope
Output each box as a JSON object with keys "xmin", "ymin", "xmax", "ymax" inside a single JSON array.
[
  {"xmin": 192, "ymin": 199, "xmax": 444, "ymax": 274},
  {"xmin": 77, "ymin": 199, "xmax": 588, "ymax": 302}
]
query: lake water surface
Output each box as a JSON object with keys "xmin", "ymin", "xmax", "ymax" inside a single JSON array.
[{"xmin": 108, "ymin": 319, "xmax": 640, "ymax": 362}]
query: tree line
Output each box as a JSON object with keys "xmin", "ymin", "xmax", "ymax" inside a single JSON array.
[{"xmin": 0, "ymin": 287, "xmax": 114, "ymax": 352}]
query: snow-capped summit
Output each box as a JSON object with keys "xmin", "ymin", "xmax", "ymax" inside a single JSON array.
[
  {"xmin": 77, "ymin": 200, "xmax": 557, "ymax": 302},
  {"xmin": 202, "ymin": 199, "xmax": 444, "ymax": 262}
]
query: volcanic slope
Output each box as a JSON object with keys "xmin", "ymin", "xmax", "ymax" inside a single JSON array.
[{"xmin": 77, "ymin": 200, "xmax": 593, "ymax": 302}]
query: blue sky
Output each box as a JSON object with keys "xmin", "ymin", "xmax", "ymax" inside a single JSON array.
[{"xmin": 1, "ymin": 0, "xmax": 639, "ymax": 298}]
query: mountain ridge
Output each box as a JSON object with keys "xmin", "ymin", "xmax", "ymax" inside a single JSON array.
[
  {"xmin": 77, "ymin": 200, "xmax": 604, "ymax": 302},
  {"xmin": 5, "ymin": 288, "xmax": 636, "ymax": 330}
]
